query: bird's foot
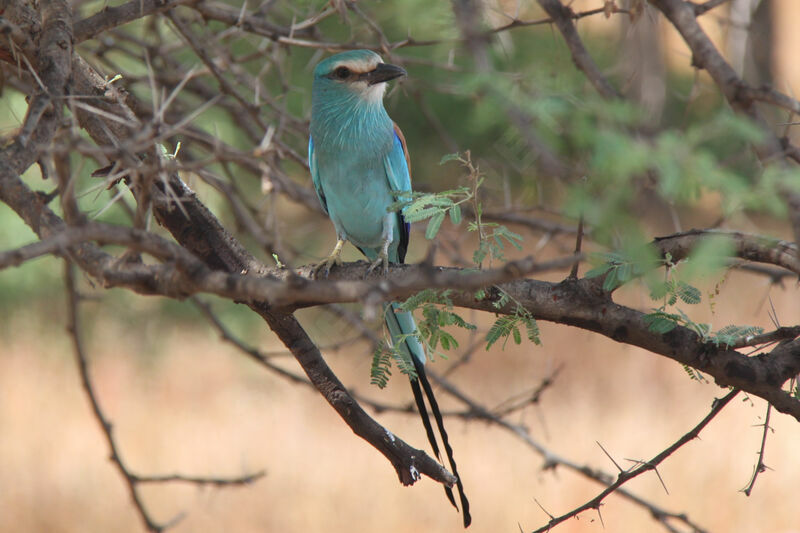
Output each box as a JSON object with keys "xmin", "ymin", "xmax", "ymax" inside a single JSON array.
[
  {"xmin": 311, "ymin": 240, "xmax": 345, "ymax": 278},
  {"xmin": 365, "ymin": 249, "xmax": 390, "ymax": 277}
]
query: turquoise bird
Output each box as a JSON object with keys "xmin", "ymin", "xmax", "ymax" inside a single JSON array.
[{"xmin": 309, "ymin": 49, "xmax": 470, "ymax": 527}]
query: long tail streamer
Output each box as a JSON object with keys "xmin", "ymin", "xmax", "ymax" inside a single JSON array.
[{"xmin": 384, "ymin": 302, "xmax": 471, "ymax": 528}]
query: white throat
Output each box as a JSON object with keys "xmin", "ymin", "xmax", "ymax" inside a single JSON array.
[{"xmin": 360, "ymin": 81, "xmax": 387, "ymax": 105}]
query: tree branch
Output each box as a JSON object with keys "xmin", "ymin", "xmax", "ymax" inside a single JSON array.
[
  {"xmin": 65, "ymin": 262, "xmax": 166, "ymax": 533},
  {"xmin": 531, "ymin": 390, "xmax": 739, "ymax": 533},
  {"xmin": 648, "ymin": 0, "xmax": 800, "ymax": 244},
  {"xmin": 741, "ymin": 402, "xmax": 772, "ymax": 496},
  {"xmin": 3, "ymin": 182, "xmax": 798, "ymax": 425},
  {"xmin": 74, "ymin": 0, "xmax": 193, "ymax": 43},
  {"xmin": 64, "ymin": 53, "xmax": 463, "ymax": 489},
  {"xmin": 691, "ymin": 0, "xmax": 732, "ymax": 16},
  {"xmin": 1, "ymin": 3, "xmax": 799, "ymax": 529},
  {"xmin": 425, "ymin": 369, "xmax": 710, "ymax": 533},
  {"xmin": 535, "ymin": 0, "xmax": 621, "ymax": 99},
  {"xmin": 653, "ymin": 229, "xmax": 800, "ymax": 275}
]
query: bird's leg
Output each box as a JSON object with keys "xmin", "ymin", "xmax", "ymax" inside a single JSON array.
[
  {"xmin": 367, "ymin": 215, "xmax": 393, "ymax": 276},
  {"xmin": 366, "ymin": 238, "xmax": 391, "ymax": 276},
  {"xmin": 312, "ymin": 239, "xmax": 345, "ymax": 278}
]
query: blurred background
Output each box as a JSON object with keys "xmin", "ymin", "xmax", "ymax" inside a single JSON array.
[{"xmin": 1, "ymin": 0, "xmax": 800, "ymax": 532}]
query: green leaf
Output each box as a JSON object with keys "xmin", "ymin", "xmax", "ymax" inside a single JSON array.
[
  {"xmin": 525, "ymin": 317, "xmax": 541, "ymax": 345},
  {"xmin": 648, "ymin": 281, "xmax": 669, "ymax": 301},
  {"xmin": 403, "ymin": 206, "xmax": 442, "ymax": 222},
  {"xmin": 711, "ymin": 324, "xmax": 764, "ymax": 347},
  {"xmin": 492, "ymin": 291, "xmax": 510, "ymax": 309},
  {"xmin": 449, "ymin": 204, "xmax": 462, "ymax": 225},
  {"xmin": 473, "ymin": 242, "xmax": 489, "ymax": 265},
  {"xmin": 439, "ymin": 332, "xmax": 449, "ymax": 350},
  {"xmin": 682, "ymin": 235, "xmax": 736, "ymax": 279},
  {"xmin": 387, "ymin": 200, "xmax": 411, "ymax": 213},
  {"xmin": 396, "ymin": 289, "xmax": 450, "ymax": 311},
  {"xmin": 499, "ymin": 227, "xmax": 523, "ymax": 247},
  {"xmin": 676, "ymin": 282, "xmax": 701, "ymax": 304},
  {"xmin": 649, "ymin": 318, "xmax": 678, "ymax": 334},
  {"xmin": 449, "ymin": 311, "xmax": 477, "ymax": 330},
  {"xmin": 439, "ymin": 330, "xmax": 458, "ymax": 350},
  {"xmin": 682, "ymin": 364, "xmax": 705, "ymax": 382},
  {"xmin": 428, "ymin": 327, "xmax": 440, "ymax": 350},
  {"xmin": 420, "ymin": 197, "xmax": 455, "ymax": 208},
  {"xmin": 486, "ymin": 316, "xmax": 516, "ymax": 350},
  {"xmin": 439, "ymin": 152, "xmax": 461, "ymax": 165},
  {"xmin": 390, "ymin": 341, "xmax": 417, "ymax": 379},
  {"xmin": 370, "ymin": 343, "xmax": 392, "ymax": 388},
  {"xmin": 602, "ymin": 268, "xmax": 619, "ymax": 291},
  {"xmin": 616, "ymin": 262, "xmax": 633, "ymax": 283},
  {"xmin": 425, "ymin": 212, "xmax": 445, "ymax": 239},
  {"xmin": 493, "ymin": 234, "xmax": 505, "ymax": 250},
  {"xmin": 437, "ymin": 186, "xmax": 472, "ymax": 197},
  {"xmin": 585, "ymin": 263, "xmax": 613, "ymax": 278},
  {"xmin": 643, "ymin": 312, "xmax": 679, "ymax": 334}
]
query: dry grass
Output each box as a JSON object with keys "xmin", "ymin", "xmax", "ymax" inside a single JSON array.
[{"xmin": 0, "ymin": 266, "xmax": 798, "ymax": 533}]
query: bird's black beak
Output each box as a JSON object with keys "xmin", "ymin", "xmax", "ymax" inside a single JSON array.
[{"xmin": 364, "ymin": 63, "xmax": 407, "ymax": 85}]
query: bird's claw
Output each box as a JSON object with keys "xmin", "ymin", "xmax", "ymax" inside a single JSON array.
[
  {"xmin": 311, "ymin": 255, "xmax": 342, "ymax": 278},
  {"xmin": 365, "ymin": 253, "xmax": 389, "ymax": 277},
  {"xmin": 311, "ymin": 240, "xmax": 345, "ymax": 279}
]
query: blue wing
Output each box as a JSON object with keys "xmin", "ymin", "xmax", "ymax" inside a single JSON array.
[
  {"xmin": 308, "ymin": 136, "xmax": 328, "ymax": 215},
  {"xmin": 385, "ymin": 124, "xmax": 412, "ymax": 194},
  {"xmin": 384, "ymin": 124, "xmax": 412, "ymax": 263}
]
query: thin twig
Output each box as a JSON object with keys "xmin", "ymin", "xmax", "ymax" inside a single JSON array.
[
  {"xmin": 731, "ymin": 326, "xmax": 800, "ymax": 349},
  {"xmin": 65, "ymin": 263, "xmax": 267, "ymax": 532},
  {"xmin": 531, "ymin": 390, "xmax": 739, "ymax": 533},
  {"xmin": 742, "ymin": 403, "xmax": 772, "ymax": 496},
  {"xmin": 692, "ymin": 0, "xmax": 733, "ymax": 16},
  {"xmin": 131, "ymin": 471, "xmax": 265, "ymax": 486},
  {"xmin": 491, "ymin": 365, "xmax": 563, "ymax": 417},
  {"xmin": 64, "ymin": 261, "xmax": 167, "ymax": 533},
  {"xmin": 568, "ymin": 215, "xmax": 584, "ymax": 279},
  {"xmin": 425, "ymin": 369, "xmax": 710, "ymax": 533}
]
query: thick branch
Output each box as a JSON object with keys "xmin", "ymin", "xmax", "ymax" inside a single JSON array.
[
  {"xmin": 447, "ymin": 279, "xmax": 800, "ymax": 420},
  {"xmin": 150, "ymin": 171, "xmax": 457, "ymax": 487},
  {"xmin": 3, "ymin": 183, "xmax": 798, "ymax": 423}
]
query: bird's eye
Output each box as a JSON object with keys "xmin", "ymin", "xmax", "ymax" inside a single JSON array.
[{"xmin": 333, "ymin": 66, "xmax": 351, "ymax": 79}]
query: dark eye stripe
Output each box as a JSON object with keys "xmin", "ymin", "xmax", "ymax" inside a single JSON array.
[{"xmin": 333, "ymin": 66, "xmax": 351, "ymax": 79}]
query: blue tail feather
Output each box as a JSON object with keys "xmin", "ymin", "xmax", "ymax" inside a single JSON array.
[{"xmin": 384, "ymin": 303, "xmax": 472, "ymax": 528}]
